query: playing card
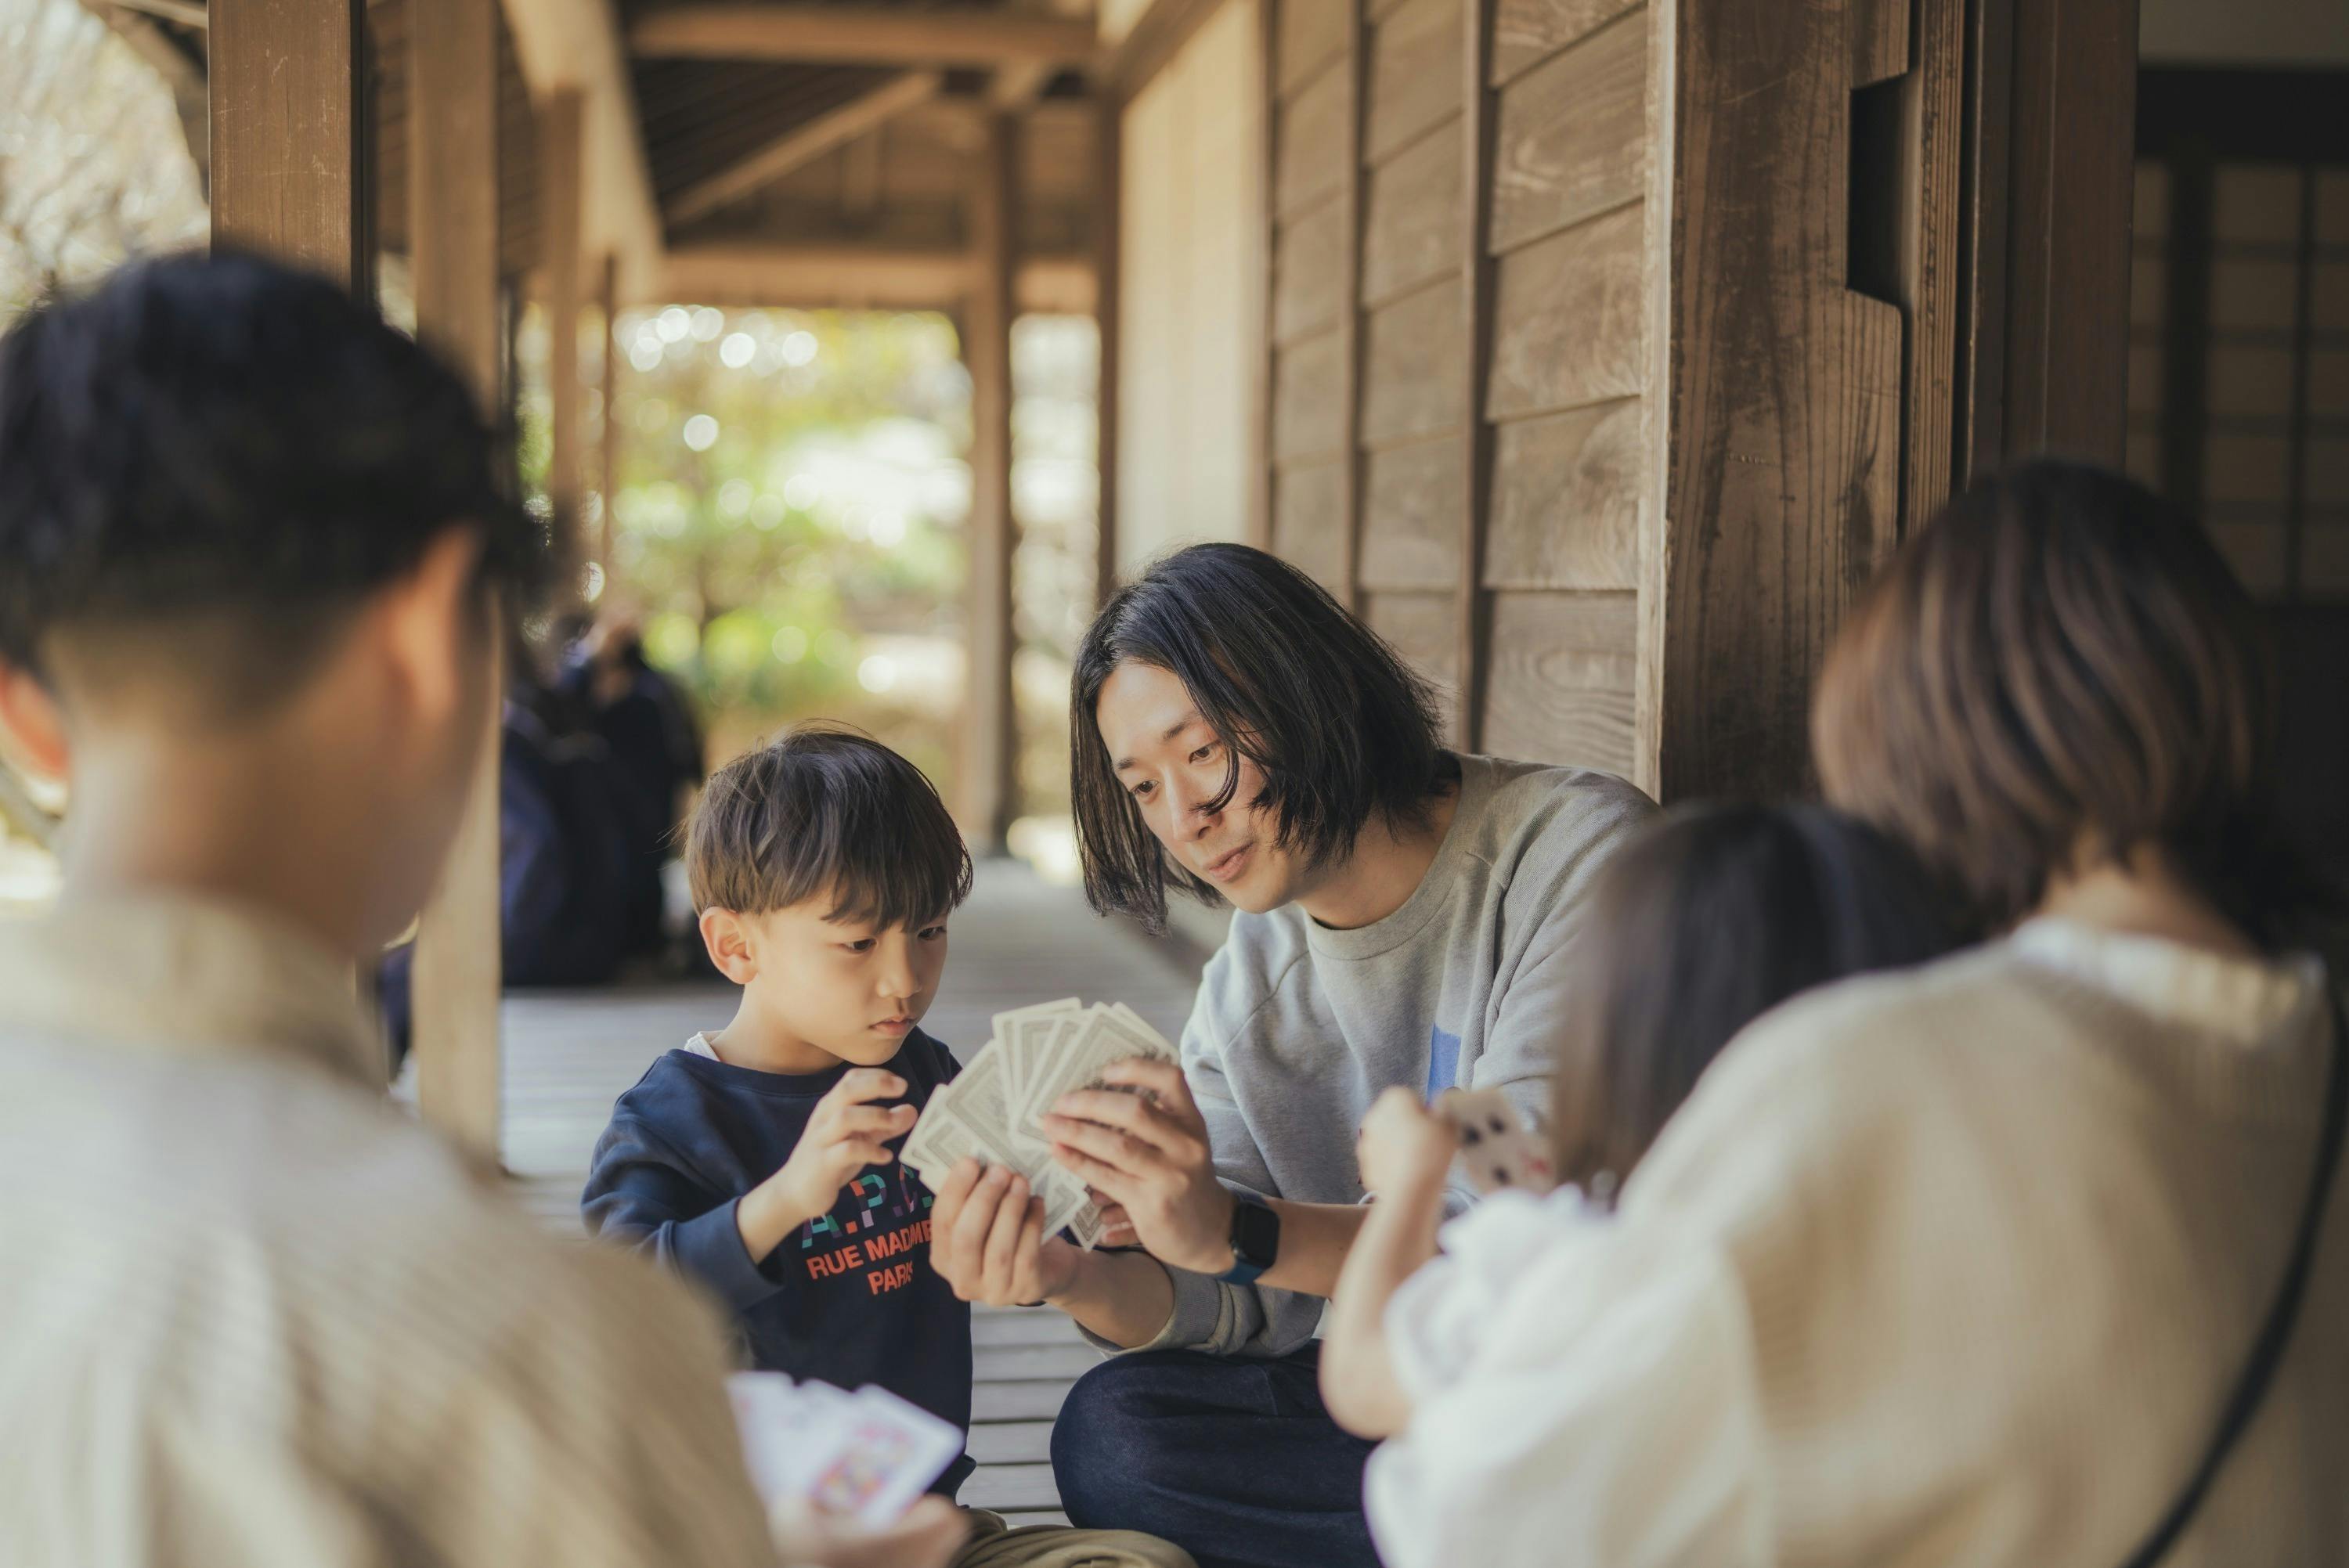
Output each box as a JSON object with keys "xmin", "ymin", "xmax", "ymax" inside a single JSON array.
[
  {"xmin": 804, "ymin": 1384, "xmax": 966, "ymax": 1528},
  {"xmin": 725, "ymin": 1375, "xmax": 962, "ymax": 1529},
  {"xmin": 902, "ymin": 997, "xmax": 1176, "ymax": 1249},
  {"xmin": 1436, "ymin": 1087, "xmax": 1557, "ymax": 1195}
]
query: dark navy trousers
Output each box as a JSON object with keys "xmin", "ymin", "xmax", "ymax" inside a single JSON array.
[{"xmin": 1049, "ymin": 1343, "xmax": 1382, "ymax": 1568}]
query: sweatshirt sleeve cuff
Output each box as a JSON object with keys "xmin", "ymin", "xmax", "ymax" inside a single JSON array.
[
  {"xmin": 667, "ymin": 1199, "xmax": 789, "ymax": 1313},
  {"xmin": 1077, "ymin": 1262, "xmax": 1239, "ymax": 1356}
]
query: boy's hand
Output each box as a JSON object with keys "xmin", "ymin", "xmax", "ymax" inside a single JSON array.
[
  {"xmin": 738, "ymin": 1069, "xmax": 915, "ymax": 1263},
  {"xmin": 929, "ymin": 1159, "xmax": 1081, "ymax": 1307},
  {"xmin": 1356, "ymin": 1086, "xmax": 1456, "ymax": 1199}
]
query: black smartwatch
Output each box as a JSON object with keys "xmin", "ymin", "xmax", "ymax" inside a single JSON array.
[{"xmin": 1218, "ymin": 1195, "xmax": 1281, "ymax": 1285}]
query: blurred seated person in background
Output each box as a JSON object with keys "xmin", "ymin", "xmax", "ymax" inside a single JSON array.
[
  {"xmin": 1331, "ymin": 461, "xmax": 2347, "ymax": 1568},
  {"xmin": 0, "ymin": 251, "xmax": 962, "ymax": 1568},
  {"xmin": 557, "ymin": 608, "xmax": 706, "ymax": 961}
]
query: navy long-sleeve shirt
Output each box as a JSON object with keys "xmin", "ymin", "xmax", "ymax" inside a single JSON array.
[{"xmin": 581, "ymin": 1032, "xmax": 972, "ymax": 1494}]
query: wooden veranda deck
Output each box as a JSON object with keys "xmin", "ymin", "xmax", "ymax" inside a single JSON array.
[{"xmin": 477, "ymin": 859, "xmax": 1208, "ymax": 1524}]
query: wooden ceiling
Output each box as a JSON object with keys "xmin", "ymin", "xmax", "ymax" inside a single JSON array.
[{"xmin": 88, "ymin": 0, "xmax": 1117, "ymax": 307}]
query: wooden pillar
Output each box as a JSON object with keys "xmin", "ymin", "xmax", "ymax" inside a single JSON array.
[
  {"xmin": 406, "ymin": 0, "xmax": 503, "ymax": 1156},
  {"xmin": 208, "ymin": 0, "xmax": 369, "ymax": 287},
  {"xmin": 962, "ymin": 113, "xmax": 1020, "ymax": 852},
  {"xmin": 1649, "ymin": 0, "xmax": 1910, "ymax": 802},
  {"xmin": 542, "ymin": 88, "xmax": 587, "ymax": 580},
  {"xmin": 598, "ymin": 252, "xmax": 621, "ymax": 568},
  {"xmin": 1093, "ymin": 99, "xmax": 1123, "ymax": 611},
  {"xmin": 1958, "ymin": 0, "xmax": 2138, "ymax": 472}
]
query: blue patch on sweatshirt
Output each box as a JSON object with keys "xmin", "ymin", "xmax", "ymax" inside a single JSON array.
[{"xmin": 1424, "ymin": 1026, "xmax": 1462, "ymax": 1101}]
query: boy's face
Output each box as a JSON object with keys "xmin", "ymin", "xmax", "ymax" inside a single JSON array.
[{"xmin": 707, "ymin": 895, "xmax": 951, "ymax": 1066}]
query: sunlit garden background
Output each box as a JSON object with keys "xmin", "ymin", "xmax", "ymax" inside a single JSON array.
[{"xmin": 0, "ymin": 0, "xmax": 1102, "ymax": 910}]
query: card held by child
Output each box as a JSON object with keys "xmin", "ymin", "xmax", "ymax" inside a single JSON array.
[
  {"xmin": 727, "ymin": 1372, "xmax": 963, "ymax": 1530},
  {"xmin": 1435, "ymin": 1087, "xmax": 1558, "ymax": 1196}
]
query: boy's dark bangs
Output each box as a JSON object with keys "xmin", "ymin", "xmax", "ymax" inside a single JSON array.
[{"xmin": 817, "ymin": 816, "xmax": 973, "ymax": 930}]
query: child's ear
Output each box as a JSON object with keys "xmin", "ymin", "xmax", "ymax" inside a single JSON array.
[
  {"xmin": 699, "ymin": 907, "xmax": 758, "ymax": 985},
  {"xmin": 0, "ymin": 663, "xmax": 69, "ymax": 780}
]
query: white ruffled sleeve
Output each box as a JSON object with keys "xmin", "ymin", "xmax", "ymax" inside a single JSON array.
[{"xmin": 1366, "ymin": 1212, "xmax": 1772, "ymax": 1568}]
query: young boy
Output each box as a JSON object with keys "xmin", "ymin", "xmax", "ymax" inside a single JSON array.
[{"xmin": 583, "ymin": 729, "xmax": 1191, "ymax": 1568}]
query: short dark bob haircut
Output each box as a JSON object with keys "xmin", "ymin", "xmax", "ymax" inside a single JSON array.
[
  {"xmin": 1071, "ymin": 542, "xmax": 1448, "ymax": 930},
  {"xmin": 687, "ymin": 726, "xmax": 973, "ymax": 929},
  {"xmin": 1813, "ymin": 458, "xmax": 2327, "ymax": 946},
  {"xmin": 1549, "ymin": 802, "xmax": 1964, "ymax": 1193},
  {"xmin": 0, "ymin": 250, "xmax": 544, "ymax": 713}
]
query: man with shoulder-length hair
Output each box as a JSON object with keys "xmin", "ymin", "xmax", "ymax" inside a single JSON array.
[{"xmin": 927, "ymin": 543, "xmax": 1654, "ymax": 1568}]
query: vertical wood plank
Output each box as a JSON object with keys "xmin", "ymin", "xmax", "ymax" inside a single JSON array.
[
  {"xmin": 1956, "ymin": 0, "xmax": 2012, "ymax": 477},
  {"xmin": 541, "ymin": 88, "xmax": 586, "ymax": 578},
  {"xmin": 1252, "ymin": 0, "xmax": 1279, "ymax": 551},
  {"xmin": 408, "ymin": 0, "xmax": 502, "ymax": 1159},
  {"xmin": 1456, "ymin": 0, "xmax": 1500, "ymax": 752},
  {"xmin": 963, "ymin": 113, "xmax": 1020, "ymax": 850},
  {"xmin": 1093, "ymin": 99, "xmax": 1124, "ymax": 610},
  {"xmin": 1903, "ymin": 0, "xmax": 1964, "ymax": 531},
  {"xmin": 1994, "ymin": 0, "xmax": 2137, "ymax": 463},
  {"xmin": 1336, "ymin": 0, "xmax": 1368, "ymax": 612},
  {"xmin": 208, "ymin": 0, "xmax": 369, "ymax": 288}
]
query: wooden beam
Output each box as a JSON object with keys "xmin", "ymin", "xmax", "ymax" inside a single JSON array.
[
  {"xmin": 1092, "ymin": 96, "xmax": 1122, "ymax": 608},
  {"xmin": 409, "ymin": 0, "xmax": 503, "ymax": 1160},
  {"xmin": 500, "ymin": 0, "xmax": 664, "ymax": 303},
  {"xmin": 990, "ymin": 60, "xmax": 1059, "ymax": 108},
  {"xmin": 1247, "ymin": 0, "xmax": 1274, "ymax": 552},
  {"xmin": 1110, "ymin": 0, "xmax": 1226, "ymax": 103},
  {"xmin": 104, "ymin": 0, "xmax": 206, "ymax": 28},
  {"xmin": 660, "ymin": 243, "xmax": 1092, "ymax": 313},
  {"xmin": 668, "ymin": 71, "xmax": 944, "ymax": 226},
  {"xmin": 1455, "ymin": 0, "xmax": 1499, "ymax": 752},
  {"xmin": 207, "ymin": 0, "xmax": 367, "ymax": 290},
  {"xmin": 631, "ymin": 5, "xmax": 1098, "ymax": 69},
  {"xmin": 542, "ymin": 88, "xmax": 586, "ymax": 571},
  {"xmin": 962, "ymin": 114, "xmax": 1019, "ymax": 852}
]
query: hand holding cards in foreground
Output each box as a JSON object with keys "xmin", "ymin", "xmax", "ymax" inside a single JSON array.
[
  {"xmin": 728, "ymin": 1373, "xmax": 963, "ymax": 1533},
  {"xmin": 1434, "ymin": 1087, "xmax": 1557, "ymax": 1195}
]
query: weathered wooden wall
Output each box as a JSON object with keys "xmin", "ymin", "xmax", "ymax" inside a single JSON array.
[{"xmin": 1264, "ymin": 0, "xmax": 1654, "ymax": 784}]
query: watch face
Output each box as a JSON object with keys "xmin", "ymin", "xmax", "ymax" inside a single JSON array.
[{"xmin": 1231, "ymin": 1199, "xmax": 1280, "ymax": 1268}]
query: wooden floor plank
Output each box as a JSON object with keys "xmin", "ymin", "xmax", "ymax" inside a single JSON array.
[
  {"xmin": 961, "ymin": 1462, "xmax": 1063, "ymax": 1512},
  {"xmin": 966, "ymin": 1420, "xmax": 1055, "ymax": 1464},
  {"xmin": 972, "ymin": 1381, "xmax": 1073, "ymax": 1422}
]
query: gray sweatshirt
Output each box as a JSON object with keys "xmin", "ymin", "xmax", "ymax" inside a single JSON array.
[{"xmin": 1130, "ymin": 752, "xmax": 1655, "ymax": 1358}]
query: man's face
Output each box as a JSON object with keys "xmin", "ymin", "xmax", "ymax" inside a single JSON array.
[
  {"xmin": 734, "ymin": 899, "xmax": 951, "ymax": 1065},
  {"xmin": 1094, "ymin": 660, "xmax": 1315, "ymax": 915}
]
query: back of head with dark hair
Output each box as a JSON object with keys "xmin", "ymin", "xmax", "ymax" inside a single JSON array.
[
  {"xmin": 1550, "ymin": 803, "xmax": 1964, "ymax": 1193},
  {"xmin": 1070, "ymin": 542, "xmax": 1448, "ymax": 930},
  {"xmin": 687, "ymin": 726, "xmax": 974, "ymax": 929},
  {"xmin": 0, "ymin": 249, "xmax": 544, "ymax": 714},
  {"xmin": 1811, "ymin": 458, "xmax": 2324, "ymax": 945}
]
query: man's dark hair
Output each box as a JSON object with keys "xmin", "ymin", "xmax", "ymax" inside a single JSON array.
[
  {"xmin": 1813, "ymin": 458, "xmax": 2328, "ymax": 946},
  {"xmin": 1071, "ymin": 542, "xmax": 1448, "ymax": 931},
  {"xmin": 687, "ymin": 726, "xmax": 973, "ymax": 928},
  {"xmin": 0, "ymin": 249, "xmax": 544, "ymax": 712},
  {"xmin": 1550, "ymin": 803, "xmax": 1964, "ymax": 1193}
]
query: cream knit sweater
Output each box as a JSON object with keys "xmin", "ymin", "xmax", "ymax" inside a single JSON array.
[{"xmin": 1366, "ymin": 919, "xmax": 2347, "ymax": 1567}]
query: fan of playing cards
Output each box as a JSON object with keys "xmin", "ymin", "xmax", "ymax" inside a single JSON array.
[
  {"xmin": 897, "ymin": 997, "xmax": 1177, "ymax": 1250},
  {"xmin": 1436, "ymin": 1087, "xmax": 1559, "ymax": 1195},
  {"xmin": 727, "ymin": 1373, "xmax": 963, "ymax": 1529}
]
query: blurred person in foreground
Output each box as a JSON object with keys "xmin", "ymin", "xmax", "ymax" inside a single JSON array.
[
  {"xmin": 0, "ymin": 251, "xmax": 960, "ymax": 1568},
  {"xmin": 1326, "ymin": 460, "xmax": 2347, "ymax": 1566}
]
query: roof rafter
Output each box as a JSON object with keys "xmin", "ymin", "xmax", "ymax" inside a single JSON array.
[
  {"xmin": 667, "ymin": 69, "xmax": 944, "ymax": 226},
  {"xmin": 630, "ymin": 5, "xmax": 1099, "ymax": 70}
]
